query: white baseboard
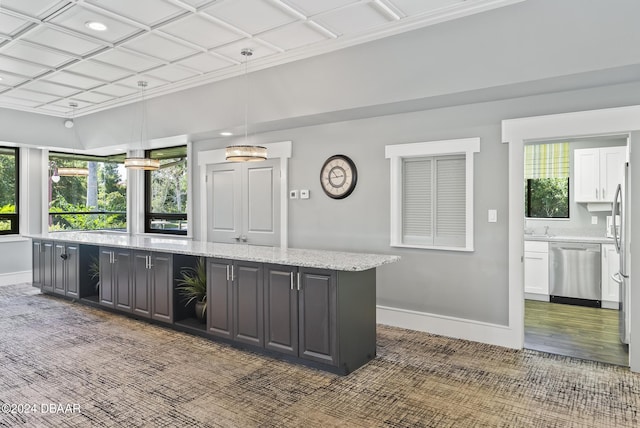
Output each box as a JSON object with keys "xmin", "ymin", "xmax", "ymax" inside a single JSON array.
[
  {"xmin": 0, "ymin": 270, "xmax": 32, "ymax": 287},
  {"xmin": 524, "ymin": 293, "xmax": 549, "ymax": 302},
  {"xmin": 602, "ymin": 300, "xmax": 619, "ymax": 310},
  {"xmin": 377, "ymin": 305, "xmax": 518, "ymax": 349}
]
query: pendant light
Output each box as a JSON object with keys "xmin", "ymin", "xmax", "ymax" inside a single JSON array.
[
  {"xmin": 225, "ymin": 48, "xmax": 267, "ymax": 162},
  {"xmin": 58, "ymin": 102, "xmax": 89, "ymax": 177},
  {"xmin": 124, "ymin": 81, "xmax": 160, "ymax": 170}
]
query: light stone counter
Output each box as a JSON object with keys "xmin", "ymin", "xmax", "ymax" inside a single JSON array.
[
  {"xmin": 524, "ymin": 235, "xmax": 614, "ymax": 244},
  {"xmin": 27, "ymin": 232, "xmax": 400, "ymax": 272}
]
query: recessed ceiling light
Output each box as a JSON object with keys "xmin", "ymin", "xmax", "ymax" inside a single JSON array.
[
  {"xmin": 85, "ymin": 21, "xmax": 108, "ymax": 31},
  {"xmin": 0, "ymin": 76, "xmax": 3, "ymax": 81},
  {"xmin": 220, "ymin": 132, "xmax": 233, "ymax": 136}
]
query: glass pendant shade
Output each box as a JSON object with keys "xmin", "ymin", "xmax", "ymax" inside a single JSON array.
[
  {"xmin": 225, "ymin": 145, "xmax": 267, "ymax": 162},
  {"xmin": 57, "ymin": 167, "xmax": 89, "ymax": 176},
  {"xmin": 124, "ymin": 157, "xmax": 160, "ymax": 170}
]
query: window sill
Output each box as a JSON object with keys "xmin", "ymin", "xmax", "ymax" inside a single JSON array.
[{"xmin": 391, "ymin": 243, "xmax": 474, "ymax": 252}]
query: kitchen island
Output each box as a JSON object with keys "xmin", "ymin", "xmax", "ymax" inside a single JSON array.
[{"xmin": 29, "ymin": 232, "xmax": 399, "ymax": 374}]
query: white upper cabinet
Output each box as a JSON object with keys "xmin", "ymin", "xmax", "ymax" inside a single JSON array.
[{"xmin": 574, "ymin": 146, "xmax": 626, "ymax": 203}]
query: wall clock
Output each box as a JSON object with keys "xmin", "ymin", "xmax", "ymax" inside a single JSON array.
[{"xmin": 320, "ymin": 154, "xmax": 358, "ymax": 199}]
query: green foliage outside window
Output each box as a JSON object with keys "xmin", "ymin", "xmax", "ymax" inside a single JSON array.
[{"xmin": 525, "ymin": 178, "xmax": 569, "ymax": 218}]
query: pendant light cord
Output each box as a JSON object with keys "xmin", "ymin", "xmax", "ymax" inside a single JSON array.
[{"xmin": 242, "ymin": 48, "xmax": 253, "ymax": 145}]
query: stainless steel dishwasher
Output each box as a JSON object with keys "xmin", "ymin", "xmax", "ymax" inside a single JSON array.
[{"xmin": 549, "ymin": 242, "xmax": 601, "ymax": 307}]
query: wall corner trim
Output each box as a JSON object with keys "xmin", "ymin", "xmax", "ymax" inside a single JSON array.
[{"xmin": 377, "ymin": 305, "xmax": 519, "ymax": 349}]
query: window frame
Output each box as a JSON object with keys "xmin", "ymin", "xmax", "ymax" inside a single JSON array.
[
  {"xmin": 385, "ymin": 137, "xmax": 480, "ymax": 252},
  {"xmin": 144, "ymin": 146, "xmax": 188, "ymax": 236},
  {"xmin": 0, "ymin": 146, "xmax": 19, "ymax": 235}
]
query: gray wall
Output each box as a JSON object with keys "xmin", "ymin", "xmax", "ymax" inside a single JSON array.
[
  {"xmin": 525, "ymin": 138, "xmax": 627, "ymax": 236},
  {"xmin": 0, "ymin": 240, "xmax": 31, "ymax": 276}
]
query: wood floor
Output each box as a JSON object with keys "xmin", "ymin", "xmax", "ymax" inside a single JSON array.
[{"xmin": 525, "ymin": 299, "xmax": 628, "ymax": 366}]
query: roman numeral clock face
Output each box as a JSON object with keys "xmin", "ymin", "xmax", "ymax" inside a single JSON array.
[{"xmin": 320, "ymin": 155, "xmax": 358, "ymax": 199}]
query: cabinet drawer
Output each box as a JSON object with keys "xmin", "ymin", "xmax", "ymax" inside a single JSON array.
[{"xmin": 524, "ymin": 241, "xmax": 549, "ymax": 253}]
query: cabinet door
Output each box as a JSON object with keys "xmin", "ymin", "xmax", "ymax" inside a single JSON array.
[
  {"xmin": 602, "ymin": 244, "xmax": 620, "ymax": 303},
  {"xmin": 65, "ymin": 244, "xmax": 79, "ymax": 298},
  {"xmin": 53, "ymin": 243, "xmax": 66, "ymax": 295},
  {"xmin": 151, "ymin": 253, "xmax": 173, "ymax": 323},
  {"xmin": 32, "ymin": 241, "xmax": 42, "ymax": 287},
  {"xmin": 42, "ymin": 242, "xmax": 54, "ymax": 293},
  {"xmin": 574, "ymin": 148, "xmax": 600, "ymax": 202},
  {"xmin": 115, "ymin": 249, "xmax": 134, "ymax": 313},
  {"xmin": 298, "ymin": 268, "xmax": 338, "ymax": 366},
  {"xmin": 207, "ymin": 259, "xmax": 233, "ymax": 339},
  {"xmin": 133, "ymin": 251, "xmax": 151, "ymax": 317},
  {"xmin": 264, "ymin": 265, "xmax": 298, "ymax": 356},
  {"xmin": 524, "ymin": 251, "xmax": 549, "ymax": 295},
  {"xmin": 232, "ymin": 261, "xmax": 263, "ymax": 347},
  {"xmin": 600, "ymin": 147, "xmax": 626, "ymax": 203},
  {"xmin": 99, "ymin": 248, "xmax": 115, "ymax": 307}
]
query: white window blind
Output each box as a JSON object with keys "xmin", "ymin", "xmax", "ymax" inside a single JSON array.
[
  {"xmin": 524, "ymin": 142, "xmax": 569, "ymax": 179},
  {"xmin": 386, "ymin": 137, "xmax": 479, "ymax": 252}
]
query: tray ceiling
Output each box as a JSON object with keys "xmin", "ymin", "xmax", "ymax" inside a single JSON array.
[{"xmin": 0, "ymin": 0, "xmax": 523, "ymax": 117}]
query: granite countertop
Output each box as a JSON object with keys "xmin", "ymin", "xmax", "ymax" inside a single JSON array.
[
  {"xmin": 524, "ymin": 235, "xmax": 614, "ymax": 244},
  {"xmin": 26, "ymin": 232, "xmax": 400, "ymax": 272}
]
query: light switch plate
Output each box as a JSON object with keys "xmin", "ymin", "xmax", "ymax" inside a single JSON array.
[
  {"xmin": 488, "ymin": 209, "xmax": 497, "ymax": 223},
  {"xmin": 591, "ymin": 215, "xmax": 598, "ymax": 225},
  {"xmin": 289, "ymin": 190, "xmax": 298, "ymax": 199},
  {"xmin": 300, "ymin": 189, "xmax": 310, "ymax": 199}
]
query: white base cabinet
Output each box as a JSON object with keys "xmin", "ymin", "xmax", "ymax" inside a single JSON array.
[
  {"xmin": 601, "ymin": 243, "xmax": 620, "ymax": 309},
  {"xmin": 524, "ymin": 241, "xmax": 549, "ymax": 299}
]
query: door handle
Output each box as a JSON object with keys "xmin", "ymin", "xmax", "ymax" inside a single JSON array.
[
  {"xmin": 234, "ymin": 236, "xmax": 241, "ymax": 242},
  {"xmin": 290, "ymin": 272, "xmax": 294, "ymax": 290},
  {"xmin": 595, "ymin": 188, "xmax": 598, "ymax": 199},
  {"xmin": 611, "ymin": 272, "xmax": 623, "ymax": 284},
  {"xmin": 296, "ymin": 272, "xmax": 301, "ymax": 291},
  {"xmin": 241, "ymin": 236, "xmax": 247, "ymax": 242},
  {"xmin": 147, "ymin": 255, "xmax": 153, "ymax": 270},
  {"xmin": 230, "ymin": 265, "xmax": 235, "ymax": 282},
  {"xmin": 602, "ymin": 188, "xmax": 606, "ymax": 199},
  {"xmin": 60, "ymin": 253, "xmax": 68, "ymax": 260},
  {"xmin": 226, "ymin": 264, "xmax": 230, "ymax": 281}
]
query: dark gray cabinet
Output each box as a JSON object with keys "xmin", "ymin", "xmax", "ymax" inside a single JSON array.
[
  {"xmin": 264, "ymin": 265, "xmax": 337, "ymax": 365},
  {"xmin": 52, "ymin": 242, "xmax": 80, "ymax": 298},
  {"xmin": 207, "ymin": 258, "xmax": 263, "ymax": 346},
  {"xmin": 113, "ymin": 250, "xmax": 133, "ymax": 312},
  {"xmin": 132, "ymin": 251, "xmax": 173, "ymax": 322},
  {"xmin": 41, "ymin": 241, "xmax": 54, "ymax": 293},
  {"xmin": 100, "ymin": 247, "xmax": 128, "ymax": 308}
]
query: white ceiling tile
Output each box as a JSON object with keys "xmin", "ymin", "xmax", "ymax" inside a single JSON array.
[
  {"xmin": 122, "ymin": 33, "xmax": 199, "ymax": 62},
  {"xmin": 389, "ymin": 0, "xmax": 462, "ymax": 16},
  {"xmin": 50, "ymin": 99, "xmax": 94, "ymax": 109},
  {"xmin": 0, "ymin": 0, "xmax": 68, "ymax": 19},
  {"xmin": 7, "ymin": 88, "xmax": 60, "ymax": 103},
  {"xmin": 144, "ymin": 65, "xmax": 199, "ymax": 82},
  {"xmin": 116, "ymin": 75, "xmax": 169, "ymax": 90},
  {"xmin": 203, "ymin": 0, "xmax": 297, "ymax": 35},
  {"xmin": 2, "ymin": 42, "xmax": 75, "ymax": 68},
  {"xmin": 0, "ymin": 95, "xmax": 42, "ymax": 108},
  {"xmin": 21, "ymin": 80, "xmax": 80, "ymax": 97},
  {"xmin": 73, "ymin": 91, "xmax": 114, "ymax": 104},
  {"xmin": 49, "ymin": 6, "xmax": 143, "ymax": 43},
  {"xmin": 177, "ymin": 0, "xmax": 214, "ymax": 7},
  {"xmin": 0, "ymin": 73, "xmax": 28, "ymax": 86},
  {"xmin": 176, "ymin": 53, "xmax": 232, "ymax": 73},
  {"xmin": 316, "ymin": 3, "xmax": 390, "ymax": 36},
  {"xmin": 161, "ymin": 15, "xmax": 242, "ymax": 49},
  {"xmin": 44, "ymin": 71, "xmax": 104, "ymax": 89},
  {"xmin": 66, "ymin": 60, "xmax": 133, "ymax": 81},
  {"xmin": 260, "ymin": 21, "xmax": 328, "ymax": 50},
  {"xmin": 213, "ymin": 41, "xmax": 278, "ymax": 63},
  {"xmin": 0, "ymin": 55, "xmax": 49, "ymax": 77},
  {"xmin": 285, "ymin": 0, "xmax": 360, "ymax": 16},
  {"xmin": 0, "ymin": 11, "xmax": 31, "ymax": 35},
  {"xmin": 23, "ymin": 27, "xmax": 104, "ymax": 56},
  {"xmin": 93, "ymin": 84, "xmax": 138, "ymax": 97},
  {"xmin": 93, "ymin": 49, "xmax": 162, "ymax": 73},
  {"xmin": 85, "ymin": 0, "xmax": 186, "ymax": 26}
]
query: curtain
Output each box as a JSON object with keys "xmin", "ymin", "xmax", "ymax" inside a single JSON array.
[{"xmin": 524, "ymin": 142, "xmax": 569, "ymax": 179}]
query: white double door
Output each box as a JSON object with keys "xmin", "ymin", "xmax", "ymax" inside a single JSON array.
[{"xmin": 207, "ymin": 159, "xmax": 280, "ymax": 246}]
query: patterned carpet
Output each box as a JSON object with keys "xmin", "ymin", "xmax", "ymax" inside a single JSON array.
[{"xmin": 0, "ymin": 283, "xmax": 638, "ymax": 428}]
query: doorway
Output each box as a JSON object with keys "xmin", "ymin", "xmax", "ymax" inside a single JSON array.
[{"xmin": 502, "ymin": 106, "xmax": 639, "ymax": 372}]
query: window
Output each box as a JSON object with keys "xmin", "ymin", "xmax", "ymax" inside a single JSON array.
[
  {"xmin": 524, "ymin": 143, "xmax": 570, "ymax": 219},
  {"xmin": 144, "ymin": 146, "xmax": 187, "ymax": 235},
  {"xmin": 386, "ymin": 138, "xmax": 479, "ymax": 251},
  {"xmin": 0, "ymin": 147, "xmax": 19, "ymax": 235},
  {"xmin": 49, "ymin": 153, "xmax": 126, "ymax": 231}
]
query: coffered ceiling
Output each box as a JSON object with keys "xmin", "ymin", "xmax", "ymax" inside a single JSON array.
[{"xmin": 0, "ymin": 0, "xmax": 523, "ymax": 117}]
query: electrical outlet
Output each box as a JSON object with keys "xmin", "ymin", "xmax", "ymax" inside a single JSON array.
[
  {"xmin": 300, "ymin": 189, "xmax": 310, "ymax": 199},
  {"xmin": 488, "ymin": 209, "xmax": 497, "ymax": 223},
  {"xmin": 289, "ymin": 190, "xmax": 298, "ymax": 199},
  {"xmin": 591, "ymin": 216, "xmax": 598, "ymax": 225}
]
